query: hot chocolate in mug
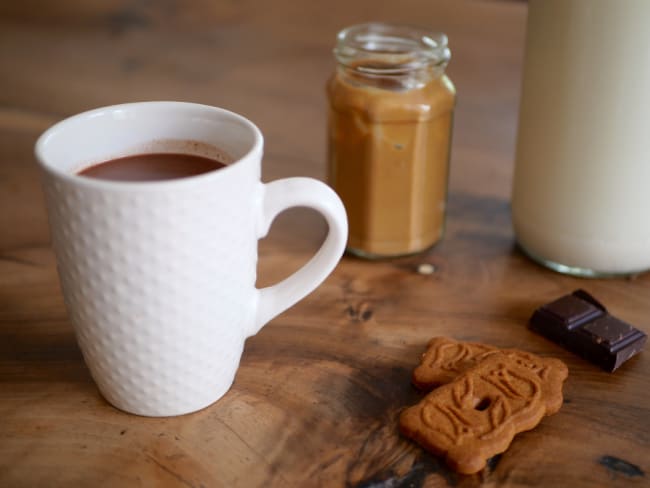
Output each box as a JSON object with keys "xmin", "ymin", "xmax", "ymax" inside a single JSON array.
[{"xmin": 35, "ymin": 101, "xmax": 348, "ymax": 416}]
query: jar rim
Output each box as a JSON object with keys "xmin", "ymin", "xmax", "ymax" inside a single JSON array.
[{"xmin": 334, "ymin": 22, "xmax": 450, "ymax": 74}]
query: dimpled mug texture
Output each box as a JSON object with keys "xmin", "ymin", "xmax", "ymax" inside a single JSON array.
[
  {"xmin": 43, "ymin": 162, "xmax": 258, "ymax": 417},
  {"xmin": 37, "ymin": 102, "xmax": 348, "ymax": 418}
]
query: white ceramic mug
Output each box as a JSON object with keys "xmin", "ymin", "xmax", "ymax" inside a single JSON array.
[{"xmin": 35, "ymin": 102, "xmax": 348, "ymax": 417}]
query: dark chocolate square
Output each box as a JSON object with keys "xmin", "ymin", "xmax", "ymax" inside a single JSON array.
[
  {"xmin": 542, "ymin": 294, "xmax": 604, "ymax": 330},
  {"xmin": 580, "ymin": 316, "xmax": 637, "ymax": 348}
]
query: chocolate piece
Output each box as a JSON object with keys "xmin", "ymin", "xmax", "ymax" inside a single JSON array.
[{"xmin": 529, "ymin": 290, "xmax": 647, "ymax": 372}]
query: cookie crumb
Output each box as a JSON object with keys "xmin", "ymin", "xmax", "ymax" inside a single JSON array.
[{"xmin": 417, "ymin": 263, "xmax": 436, "ymax": 275}]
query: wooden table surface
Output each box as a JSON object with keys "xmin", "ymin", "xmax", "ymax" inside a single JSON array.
[{"xmin": 1, "ymin": 1, "xmax": 649, "ymax": 486}]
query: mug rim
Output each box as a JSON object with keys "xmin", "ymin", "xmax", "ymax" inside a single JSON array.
[{"xmin": 34, "ymin": 101, "xmax": 264, "ymax": 191}]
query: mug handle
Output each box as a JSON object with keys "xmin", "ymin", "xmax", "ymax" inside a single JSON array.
[{"xmin": 251, "ymin": 177, "xmax": 348, "ymax": 336}]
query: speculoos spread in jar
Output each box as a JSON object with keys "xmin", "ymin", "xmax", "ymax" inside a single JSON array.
[{"xmin": 327, "ymin": 23, "xmax": 455, "ymax": 258}]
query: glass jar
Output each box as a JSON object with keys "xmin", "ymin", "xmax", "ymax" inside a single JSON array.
[{"xmin": 327, "ymin": 23, "xmax": 455, "ymax": 258}]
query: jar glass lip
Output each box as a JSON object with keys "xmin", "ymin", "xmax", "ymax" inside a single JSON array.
[{"xmin": 334, "ymin": 22, "xmax": 450, "ymax": 74}]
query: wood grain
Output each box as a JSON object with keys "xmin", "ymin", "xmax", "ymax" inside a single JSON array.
[{"xmin": 1, "ymin": 1, "xmax": 649, "ymax": 487}]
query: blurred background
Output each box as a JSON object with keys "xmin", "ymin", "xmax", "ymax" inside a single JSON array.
[{"xmin": 0, "ymin": 0, "xmax": 526, "ymax": 253}]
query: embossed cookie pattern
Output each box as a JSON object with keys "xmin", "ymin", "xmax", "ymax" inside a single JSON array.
[
  {"xmin": 412, "ymin": 338, "xmax": 568, "ymax": 414},
  {"xmin": 412, "ymin": 337, "xmax": 498, "ymax": 389},
  {"xmin": 400, "ymin": 352, "xmax": 568, "ymax": 474}
]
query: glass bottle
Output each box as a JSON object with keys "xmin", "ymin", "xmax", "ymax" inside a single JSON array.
[
  {"xmin": 327, "ymin": 23, "xmax": 455, "ymax": 258},
  {"xmin": 513, "ymin": 0, "xmax": 650, "ymax": 277}
]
